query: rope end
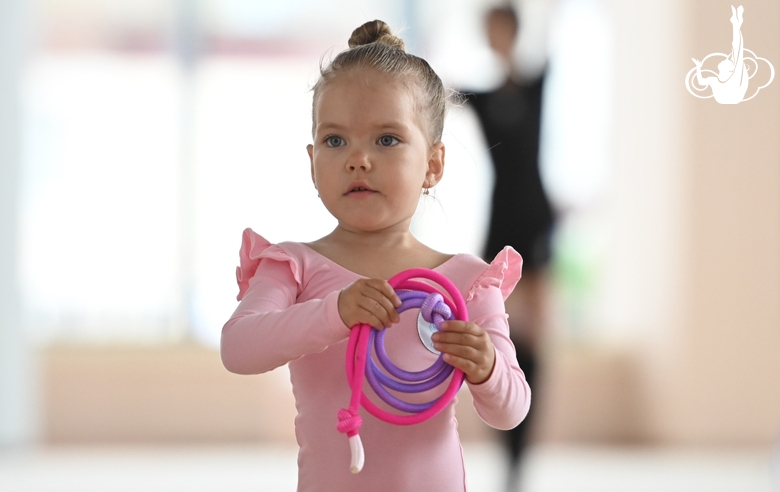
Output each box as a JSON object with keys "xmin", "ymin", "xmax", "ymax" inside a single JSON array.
[
  {"xmin": 338, "ymin": 408, "xmax": 365, "ymax": 472},
  {"xmin": 349, "ymin": 434, "xmax": 365, "ymax": 473}
]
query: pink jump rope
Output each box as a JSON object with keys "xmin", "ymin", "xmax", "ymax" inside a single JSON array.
[{"xmin": 337, "ymin": 268, "xmax": 469, "ymax": 473}]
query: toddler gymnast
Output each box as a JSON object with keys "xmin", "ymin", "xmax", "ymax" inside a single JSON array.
[{"xmin": 220, "ymin": 20, "xmax": 531, "ymax": 491}]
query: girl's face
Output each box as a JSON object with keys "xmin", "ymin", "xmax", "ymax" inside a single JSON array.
[{"xmin": 308, "ymin": 69, "xmax": 444, "ymax": 235}]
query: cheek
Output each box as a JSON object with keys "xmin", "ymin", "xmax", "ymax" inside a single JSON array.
[
  {"xmin": 311, "ymin": 165, "xmax": 334, "ymax": 194},
  {"xmin": 394, "ymin": 173, "xmax": 426, "ymax": 206},
  {"xmin": 312, "ymin": 153, "xmax": 339, "ymax": 180},
  {"xmin": 316, "ymin": 173, "xmax": 339, "ymax": 195}
]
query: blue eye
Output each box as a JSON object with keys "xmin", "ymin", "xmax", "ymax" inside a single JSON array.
[
  {"xmin": 378, "ymin": 135, "xmax": 399, "ymax": 146},
  {"xmin": 326, "ymin": 136, "xmax": 345, "ymax": 147}
]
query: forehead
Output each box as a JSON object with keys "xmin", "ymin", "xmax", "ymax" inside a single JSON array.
[
  {"xmin": 487, "ymin": 10, "xmax": 517, "ymax": 27},
  {"xmin": 314, "ymin": 69, "xmax": 421, "ymax": 128}
]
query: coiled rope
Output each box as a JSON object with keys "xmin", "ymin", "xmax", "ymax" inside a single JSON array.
[{"xmin": 337, "ymin": 268, "xmax": 468, "ymax": 473}]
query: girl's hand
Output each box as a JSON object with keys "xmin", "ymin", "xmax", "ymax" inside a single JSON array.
[
  {"xmin": 432, "ymin": 321, "xmax": 496, "ymax": 384},
  {"xmin": 338, "ymin": 278, "xmax": 402, "ymax": 330}
]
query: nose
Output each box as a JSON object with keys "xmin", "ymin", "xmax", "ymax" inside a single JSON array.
[{"xmin": 346, "ymin": 148, "xmax": 371, "ymax": 172}]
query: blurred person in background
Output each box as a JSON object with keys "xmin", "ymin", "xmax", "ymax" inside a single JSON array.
[{"xmin": 462, "ymin": 4, "xmax": 555, "ymax": 491}]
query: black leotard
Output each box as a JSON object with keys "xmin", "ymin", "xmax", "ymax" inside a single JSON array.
[{"xmin": 465, "ymin": 75, "xmax": 554, "ymax": 270}]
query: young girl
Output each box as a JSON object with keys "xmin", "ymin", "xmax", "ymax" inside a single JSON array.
[{"xmin": 221, "ymin": 20, "xmax": 530, "ymax": 491}]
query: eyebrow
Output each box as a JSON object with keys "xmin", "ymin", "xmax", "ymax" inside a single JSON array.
[{"xmin": 316, "ymin": 121, "xmax": 411, "ymax": 133}]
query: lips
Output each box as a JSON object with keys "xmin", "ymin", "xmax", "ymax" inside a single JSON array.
[{"xmin": 346, "ymin": 181, "xmax": 376, "ymax": 195}]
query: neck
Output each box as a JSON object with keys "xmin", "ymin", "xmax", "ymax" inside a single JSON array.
[
  {"xmin": 328, "ymin": 222, "xmax": 419, "ymax": 253},
  {"xmin": 498, "ymin": 56, "xmax": 519, "ymax": 85}
]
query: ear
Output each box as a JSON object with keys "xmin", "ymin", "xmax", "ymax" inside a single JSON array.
[
  {"xmin": 307, "ymin": 144, "xmax": 316, "ymax": 188},
  {"xmin": 424, "ymin": 141, "xmax": 445, "ymax": 188}
]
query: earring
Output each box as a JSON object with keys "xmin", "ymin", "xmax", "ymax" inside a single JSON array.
[{"xmin": 423, "ymin": 188, "xmax": 429, "ymax": 196}]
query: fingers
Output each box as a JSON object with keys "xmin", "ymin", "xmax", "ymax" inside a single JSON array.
[
  {"xmin": 431, "ymin": 321, "xmax": 496, "ymax": 384},
  {"xmin": 357, "ymin": 288, "xmax": 400, "ymax": 327},
  {"xmin": 431, "ymin": 321, "xmax": 482, "ymax": 347},
  {"xmin": 366, "ymin": 279, "xmax": 402, "ymax": 322},
  {"xmin": 338, "ymin": 278, "xmax": 402, "ymax": 330}
]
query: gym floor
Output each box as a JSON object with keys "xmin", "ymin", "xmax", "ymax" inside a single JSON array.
[{"xmin": 0, "ymin": 441, "xmax": 775, "ymax": 492}]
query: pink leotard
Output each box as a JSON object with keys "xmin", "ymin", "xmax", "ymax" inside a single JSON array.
[{"xmin": 221, "ymin": 228, "xmax": 531, "ymax": 492}]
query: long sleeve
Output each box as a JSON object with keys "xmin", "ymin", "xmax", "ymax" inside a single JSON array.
[
  {"xmin": 464, "ymin": 247, "xmax": 531, "ymax": 430},
  {"xmin": 465, "ymin": 284, "xmax": 531, "ymax": 429},
  {"xmin": 220, "ymin": 230, "xmax": 351, "ymax": 375}
]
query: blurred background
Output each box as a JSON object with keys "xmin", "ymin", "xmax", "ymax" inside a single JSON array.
[{"xmin": 0, "ymin": 0, "xmax": 778, "ymax": 491}]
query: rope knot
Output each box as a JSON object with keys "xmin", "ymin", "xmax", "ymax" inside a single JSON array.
[
  {"xmin": 337, "ymin": 408, "xmax": 362, "ymax": 437},
  {"xmin": 421, "ymin": 292, "xmax": 452, "ymax": 328}
]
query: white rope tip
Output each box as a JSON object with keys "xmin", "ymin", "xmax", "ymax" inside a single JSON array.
[{"xmin": 348, "ymin": 434, "xmax": 365, "ymax": 474}]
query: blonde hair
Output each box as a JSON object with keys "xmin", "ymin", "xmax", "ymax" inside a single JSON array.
[{"xmin": 312, "ymin": 20, "xmax": 448, "ymax": 144}]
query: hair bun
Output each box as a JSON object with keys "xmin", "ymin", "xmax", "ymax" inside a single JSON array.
[{"xmin": 348, "ymin": 20, "xmax": 405, "ymax": 51}]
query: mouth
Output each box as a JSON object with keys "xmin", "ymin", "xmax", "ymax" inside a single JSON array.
[{"xmin": 345, "ymin": 182, "xmax": 376, "ymax": 195}]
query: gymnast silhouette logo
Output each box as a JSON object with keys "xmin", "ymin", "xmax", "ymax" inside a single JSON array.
[{"xmin": 685, "ymin": 5, "xmax": 774, "ymax": 104}]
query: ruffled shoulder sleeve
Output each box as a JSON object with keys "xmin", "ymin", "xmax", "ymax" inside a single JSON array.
[
  {"xmin": 236, "ymin": 228, "xmax": 301, "ymax": 301},
  {"xmin": 466, "ymin": 246, "xmax": 523, "ymax": 302}
]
